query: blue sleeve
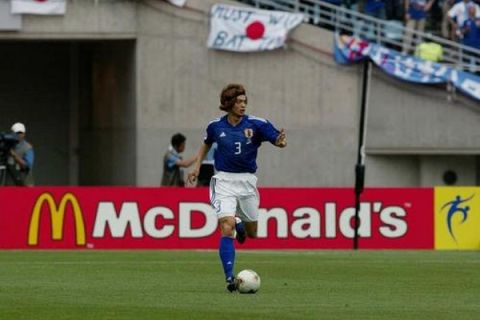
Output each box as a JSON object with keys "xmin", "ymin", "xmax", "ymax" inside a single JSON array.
[
  {"xmin": 166, "ymin": 154, "xmax": 180, "ymax": 169},
  {"xmin": 259, "ymin": 120, "xmax": 280, "ymax": 145},
  {"xmin": 24, "ymin": 149, "xmax": 34, "ymax": 169},
  {"xmin": 204, "ymin": 123, "xmax": 215, "ymax": 145}
]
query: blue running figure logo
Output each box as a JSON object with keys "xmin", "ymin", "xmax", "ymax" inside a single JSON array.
[{"xmin": 440, "ymin": 194, "xmax": 474, "ymax": 242}]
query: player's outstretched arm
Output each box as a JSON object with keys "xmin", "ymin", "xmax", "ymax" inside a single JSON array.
[
  {"xmin": 275, "ymin": 128, "xmax": 287, "ymax": 148},
  {"xmin": 187, "ymin": 143, "xmax": 211, "ymax": 184},
  {"xmin": 176, "ymin": 155, "xmax": 197, "ymax": 168}
]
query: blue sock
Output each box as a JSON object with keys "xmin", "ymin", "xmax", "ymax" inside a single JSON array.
[
  {"xmin": 219, "ymin": 237, "xmax": 235, "ymax": 281},
  {"xmin": 235, "ymin": 220, "xmax": 246, "ymax": 236}
]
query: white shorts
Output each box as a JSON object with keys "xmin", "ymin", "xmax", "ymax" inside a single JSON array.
[{"xmin": 209, "ymin": 171, "xmax": 260, "ymax": 222}]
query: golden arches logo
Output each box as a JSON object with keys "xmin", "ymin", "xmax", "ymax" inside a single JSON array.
[{"xmin": 28, "ymin": 192, "xmax": 86, "ymax": 246}]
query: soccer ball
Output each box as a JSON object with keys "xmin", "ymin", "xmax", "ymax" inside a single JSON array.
[{"xmin": 236, "ymin": 269, "xmax": 261, "ymax": 294}]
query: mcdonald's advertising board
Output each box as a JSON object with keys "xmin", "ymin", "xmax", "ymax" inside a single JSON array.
[{"xmin": 0, "ymin": 187, "xmax": 434, "ymax": 249}]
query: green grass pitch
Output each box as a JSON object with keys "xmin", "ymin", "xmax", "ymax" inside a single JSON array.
[{"xmin": 0, "ymin": 250, "xmax": 479, "ymax": 320}]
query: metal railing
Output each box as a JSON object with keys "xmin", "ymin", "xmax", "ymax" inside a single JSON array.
[{"xmin": 236, "ymin": 0, "xmax": 480, "ymax": 72}]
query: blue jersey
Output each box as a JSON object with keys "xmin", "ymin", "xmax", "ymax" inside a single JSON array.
[
  {"xmin": 204, "ymin": 114, "xmax": 280, "ymax": 173},
  {"xmin": 462, "ymin": 18, "xmax": 480, "ymax": 49}
]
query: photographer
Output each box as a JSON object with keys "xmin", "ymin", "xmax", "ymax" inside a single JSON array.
[{"xmin": 6, "ymin": 122, "xmax": 34, "ymax": 186}]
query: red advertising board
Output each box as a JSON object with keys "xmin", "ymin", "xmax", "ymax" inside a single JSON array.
[{"xmin": 0, "ymin": 187, "xmax": 434, "ymax": 249}]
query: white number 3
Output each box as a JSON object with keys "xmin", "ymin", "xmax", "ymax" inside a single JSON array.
[{"xmin": 234, "ymin": 142, "xmax": 241, "ymax": 155}]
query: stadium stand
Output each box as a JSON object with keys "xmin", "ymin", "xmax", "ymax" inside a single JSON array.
[{"xmin": 237, "ymin": 0, "xmax": 480, "ymax": 71}]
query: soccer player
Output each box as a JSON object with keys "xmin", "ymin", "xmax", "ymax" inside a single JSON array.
[{"xmin": 187, "ymin": 84, "xmax": 287, "ymax": 292}]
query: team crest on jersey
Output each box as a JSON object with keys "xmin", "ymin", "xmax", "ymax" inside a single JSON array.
[{"xmin": 244, "ymin": 128, "xmax": 254, "ymax": 138}]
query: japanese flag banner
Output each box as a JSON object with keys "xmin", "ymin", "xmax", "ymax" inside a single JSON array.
[
  {"xmin": 207, "ymin": 4, "xmax": 304, "ymax": 52},
  {"xmin": 165, "ymin": 0, "xmax": 186, "ymax": 7},
  {"xmin": 11, "ymin": 0, "xmax": 66, "ymax": 15}
]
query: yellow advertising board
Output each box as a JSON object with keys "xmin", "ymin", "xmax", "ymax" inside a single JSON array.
[{"xmin": 435, "ymin": 187, "xmax": 480, "ymax": 250}]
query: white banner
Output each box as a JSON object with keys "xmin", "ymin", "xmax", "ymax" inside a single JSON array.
[
  {"xmin": 166, "ymin": 0, "xmax": 186, "ymax": 7},
  {"xmin": 207, "ymin": 4, "xmax": 303, "ymax": 52},
  {"xmin": 11, "ymin": 0, "xmax": 66, "ymax": 15}
]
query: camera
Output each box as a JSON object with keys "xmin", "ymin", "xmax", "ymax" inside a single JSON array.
[{"xmin": 0, "ymin": 132, "xmax": 19, "ymax": 165}]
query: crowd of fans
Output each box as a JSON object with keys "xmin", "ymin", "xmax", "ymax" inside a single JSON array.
[
  {"xmin": 242, "ymin": 0, "xmax": 480, "ymax": 61},
  {"xmin": 318, "ymin": 0, "xmax": 480, "ymax": 51}
]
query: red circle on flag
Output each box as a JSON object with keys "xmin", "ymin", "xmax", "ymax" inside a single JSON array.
[{"xmin": 246, "ymin": 21, "xmax": 265, "ymax": 40}]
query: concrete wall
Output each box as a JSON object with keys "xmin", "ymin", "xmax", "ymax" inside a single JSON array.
[
  {"xmin": 0, "ymin": 0, "xmax": 478, "ymax": 186},
  {"xmin": 419, "ymin": 156, "xmax": 477, "ymax": 186},
  {"xmin": 0, "ymin": 0, "xmax": 137, "ymax": 39},
  {"xmin": 366, "ymin": 70, "xmax": 480, "ymax": 154},
  {"xmin": 366, "ymin": 156, "xmax": 420, "ymax": 186},
  {"xmin": 366, "ymin": 155, "xmax": 479, "ymax": 186},
  {"xmin": 136, "ymin": 0, "xmax": 361, "ymax": 186},
  {"xmin": 136, "ymin": 0, "xmax": 480, "ymax": 186}
]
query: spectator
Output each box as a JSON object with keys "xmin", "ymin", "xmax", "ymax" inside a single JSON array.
[
  {"xmin": 460, "ymin": 4, "xmax": 480, "ymax": 49},
  {"xmin": 442, "ymin": 0, "xmax": 456, "ymax": 39},
  {"xmin": 364, "ymin": 0, "xmax": 387, "ymax": 18},
  {"xmin": 359, "ymin": 0, "xmax": 386, "ymax": 40},
  {"xmin": 301, "ymin": 0, "xmax": 340, "ymax": 27},
  {"xmin": 448, "ymin": 0, "xmax": 480, "ymax": 41},
  {"xmin": 402, "ymin": 0, "xmax": 435, "ymax": 54},
  {"xmin": 161, "ymin": 133, "xmax": 196, "ymax": 186},
  {"xmin": 6, "ymin": 122, "xmax": 34, "ymax": 186},
  {"xmin": 386, "ymin": 0, "xmax": 405, "ymax": 20},
  {"xmin": 343, "ymin": 0, "xmax": 357, "ymax": 10},
  {"xmin": 459, "ymin": 3, "xmax": 480, "ymax": 71}
]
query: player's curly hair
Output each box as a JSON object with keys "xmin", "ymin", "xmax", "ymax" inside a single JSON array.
[{"xmin": 219, "ymin": 83, "xmax": 247, "ymax": 111}]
